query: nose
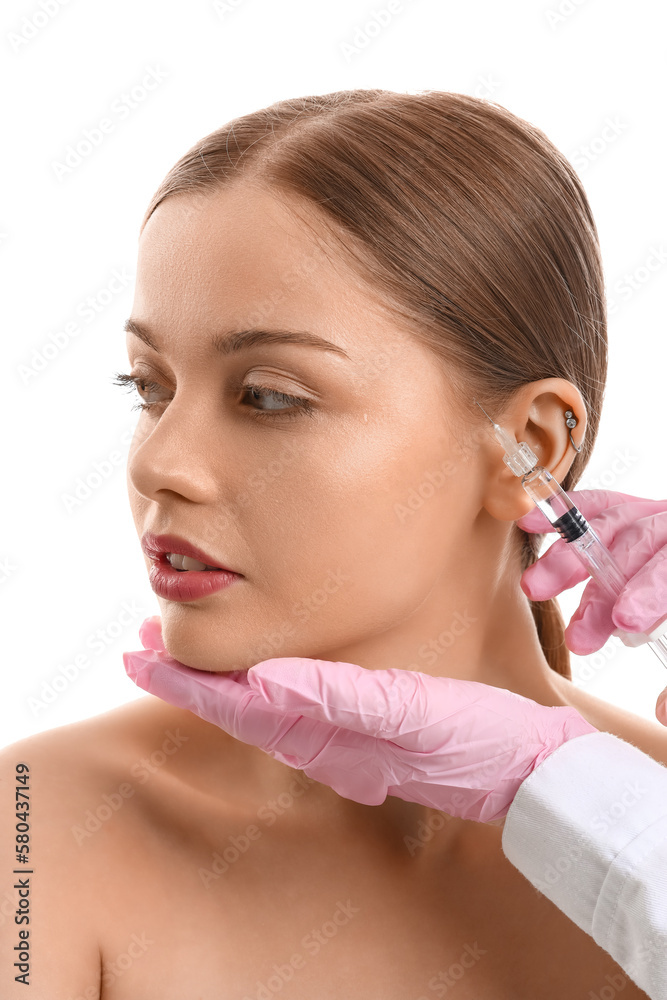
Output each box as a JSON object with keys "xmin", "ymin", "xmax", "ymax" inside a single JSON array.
[{"xmin": 127, "ymin": 399, "xmax": 225, "ymax": 505}]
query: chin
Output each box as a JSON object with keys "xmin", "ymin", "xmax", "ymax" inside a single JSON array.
[{"xmin": 158, "ymin": 611, "xmax": 250, "ymax": 673}]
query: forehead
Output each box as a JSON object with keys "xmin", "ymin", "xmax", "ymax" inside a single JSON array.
[{"xmin": 131, "ymin": 182, "xmax": 422, "ymax": 370}]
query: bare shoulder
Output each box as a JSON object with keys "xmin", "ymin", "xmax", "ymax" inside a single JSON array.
[
  {"xmin": 0, "ymin": 696, "xmax": 183, "ymax": 999},
  {"xmin": 0, "ymin": 695, "xmax": 199, "ymax": 852}
]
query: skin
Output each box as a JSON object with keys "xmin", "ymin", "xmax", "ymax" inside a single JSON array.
[{"xmin": 126, "ymin": 177, "xmax": 667, "ymax": 798}]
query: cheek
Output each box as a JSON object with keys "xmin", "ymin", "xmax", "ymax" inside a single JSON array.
[{"xmin": 245, "ymin": 428, "xmax": 471, "ymax": 623}]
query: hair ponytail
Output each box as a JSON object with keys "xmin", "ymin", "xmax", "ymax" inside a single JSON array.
[{"xmin": 519, "ymin": 529, "xmax": 572, "ymax": 678}]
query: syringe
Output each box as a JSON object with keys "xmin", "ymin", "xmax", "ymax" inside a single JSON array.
[{"xmin": 475, "ymin": 402, "xmax": 667, "ymax": 670}]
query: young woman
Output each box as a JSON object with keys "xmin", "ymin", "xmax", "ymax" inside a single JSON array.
[{"xmin": 3, "ymin": 88, "xmax": 664, "ymax": 998}]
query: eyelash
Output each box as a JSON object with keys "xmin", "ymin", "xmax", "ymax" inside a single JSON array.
[{"xmin": 110, "ymin": 371, "xmax": 316, "ymax": 422}]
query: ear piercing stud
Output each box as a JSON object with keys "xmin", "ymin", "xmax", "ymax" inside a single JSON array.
[{"xmin": 564, "ymin": 410, "xmax": 582, "ymax": 453}]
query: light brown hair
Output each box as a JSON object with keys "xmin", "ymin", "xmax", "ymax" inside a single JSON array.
[{"xmin": 141, "ymin": 88, "xmax": 608, "ymax": 680}]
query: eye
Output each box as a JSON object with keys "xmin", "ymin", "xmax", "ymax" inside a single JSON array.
[
  {"xmin": 240, "ymin": 383, "xmax": 315, "ymax": 421},
  {"xmin": 110, "ymin": 372, "xmax": 315, "ymax": 421},
  {"xmin": 111, "ymin": 371, "xmax": 167, "ymax": 411}
]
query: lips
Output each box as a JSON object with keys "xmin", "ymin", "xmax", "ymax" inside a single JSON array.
[
  {"xmin": 141, "ymin": 531, "xmax": 243, "ymax": 602},
  {"xmin": 141, "ymin": 532, "xmax": 237, "ymax": 572},
  {"xmin": 141, "ymin": 531, "xmax": 243, "ymax": 601}
]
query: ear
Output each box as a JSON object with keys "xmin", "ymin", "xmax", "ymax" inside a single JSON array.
[{"xmin": 480, "ymin": 378, "xmax": 587, "ymax": 522}]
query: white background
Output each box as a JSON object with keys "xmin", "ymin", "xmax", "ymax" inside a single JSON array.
[{"xmin": 2, "ymin": 0, "xmax": 666, "ymax": 746}]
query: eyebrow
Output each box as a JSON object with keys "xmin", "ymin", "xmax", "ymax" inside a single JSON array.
[{"xmin": 123, "ymin": 318, "xmax": 351, "ymax": 360}]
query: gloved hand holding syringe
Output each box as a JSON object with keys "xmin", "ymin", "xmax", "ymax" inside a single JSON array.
[{"xmin": 475, "ymin": 402, "xmax": 667, "ymax": 670}]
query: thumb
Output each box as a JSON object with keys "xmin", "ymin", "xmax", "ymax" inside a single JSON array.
[
  {"xmin": 138, "ymin": 615, "xmax": 166, "ymax": 652},
  {"xmin": 123, "ymin": 647, "xmax": 306, "ymax": 753}
]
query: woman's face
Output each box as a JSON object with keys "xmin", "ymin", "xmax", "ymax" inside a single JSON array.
[{"xmin": 126, "ymin": 181, "xmax": 490, "ymax": 674}]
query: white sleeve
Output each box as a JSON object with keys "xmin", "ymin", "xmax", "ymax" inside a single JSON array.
[{"xmin": 501, "ymin": 731, "xmax": 667, "ymax": 1000}]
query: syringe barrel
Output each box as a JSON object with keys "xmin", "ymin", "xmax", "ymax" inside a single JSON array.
[
  {"xmin": 568, "ymin": 528, "xmax": 628, "ymax": 601},
  {"xmin": 521, "ymin": 466, "xmax": 626, "ymax": 600},
  {"xmin": 521, "ymin": 467, "xmax": 588, "ymax": 541}
]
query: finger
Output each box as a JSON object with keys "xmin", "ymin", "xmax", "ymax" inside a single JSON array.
[
  {"xmin": 530, "ymin": 515, "xmax": 667, "ymax": 646},
  {"xmin": 521, "ymin": 536, "xmax": 590, "ymax": 600},
  {"xmin": 247, "ymin": 656, "xmax": 487, "ymax": 743},
  {"xmin": 288, "ymin": 728, "xmax": 391, "ymax": 806},
  {"xmin": 517, "ymin": 490, "xmax": 667, "ymax": 534},
  {"xmin": 248, "ymin": 657, "xmax": 399, "ymax": 737},
  {"xmin": 558, "ymin": 514, "xmax": 667, "ymax": 635},
  {"xmin": 521, "ymin": 508, "xmax": 667, "ymax": 601},
  {"xmin": 123, "ymin": 648, "xmax": 352, "ymax": 768},
  {"xmin": 518, "ymin": 494, "xmax": 644, "ymax": 598},
  {"xmin": 563, "ymin": 577, "xmax": 616, "ymax": 655},
  {"xmin": 516, "ymin": 489, "xmax": 636, "ymax": 533},
  {"xmin": 123, "ymin": 648, "xmax": 307, "ymax": 752},
  {"xmin": 138, "ymin": 616, "xmax": 166, "ymax": 652},
  {"xmin": 612, "ymin": 546, "xmax": 667, "ymax": 633},
  {"xmin": 515, "ymin": 506, "xmax": 554, "ymax": 534},
  {"xmin": 124, "ymin": 647, "xmax": 251, "ymax": 724}
]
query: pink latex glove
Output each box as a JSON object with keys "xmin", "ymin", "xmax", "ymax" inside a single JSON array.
[
  {"xmin": 123, "ymin": 616, "xmax": 597, "ymax": 824},
  {"xmin": 516, "ymin": 488, "xmax": 667, "ymax": 724}
]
